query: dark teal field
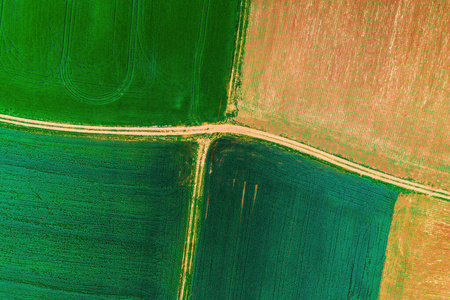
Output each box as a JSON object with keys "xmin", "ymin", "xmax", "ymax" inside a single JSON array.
[
  {"xmin": 192, "ymin": 138, "xmax": 400, "ymax": 299},
  {"xmin": 0, "ymin": 128, "xmax": 194, "ymax": 299},
  {"xmin": 0, "ymin": 0, "xmax": 239, "ymax": 125}
]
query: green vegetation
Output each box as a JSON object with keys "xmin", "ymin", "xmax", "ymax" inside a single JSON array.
[
  {"xmin": 192, "ymin": 138, "xmax": 400, "ymax": 299},
  {"xmin": 0, "ymin": 1, "xmax": 417, "ymax": 298},
  {"xmin": 0, "ymin": 0, "xmax": 240, "ymax": 125},
  {"xmin": 0, "ymin": 127, "xmax": 194, "ymax": 299}
]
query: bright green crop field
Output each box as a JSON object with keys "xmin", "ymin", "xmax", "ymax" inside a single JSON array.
[{"xmin": 0, "ymin": 0, "xmax": 240, "ymax": 125}]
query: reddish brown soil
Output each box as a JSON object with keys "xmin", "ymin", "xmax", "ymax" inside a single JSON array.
[{"xmin": 236, "ymin": 0, "xmax": 450, "ymax": 189}]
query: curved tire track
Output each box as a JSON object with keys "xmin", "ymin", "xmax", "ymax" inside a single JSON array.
[{"xmin": 59, "ymin": 0, "xmax": 139, "ymax": 105}]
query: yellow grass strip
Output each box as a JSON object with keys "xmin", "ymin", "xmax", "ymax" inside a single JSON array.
[
  {"xmin": 177, "ymin": 139, "xmax": 211, "ymax": 300},
  {"xmin": 226, "ymin": 0, "xmax": 250, "ymax": 116}
]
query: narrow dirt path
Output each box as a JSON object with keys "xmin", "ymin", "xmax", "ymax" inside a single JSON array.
[{"xmin": 1, "ymin": 113, "xmax": 449, "ymax": 201}]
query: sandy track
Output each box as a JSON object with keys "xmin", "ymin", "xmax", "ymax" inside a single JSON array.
[{"xmin": 1, "ymin": 113, "xmax": 449, "ymax": 200}]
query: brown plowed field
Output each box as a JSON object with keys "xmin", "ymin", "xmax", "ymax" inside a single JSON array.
[{"xmin": 236, "ymin": 0, "xmax": 450, "ymax": 189}]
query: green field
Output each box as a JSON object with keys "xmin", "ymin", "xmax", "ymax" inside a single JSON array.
[
  {"xmin": 0, "ymin": 127, "xmax": 194, "ymax": 299},
  {"xmin": 0, "ymin": 0, "xmax": 240, "ymax": 125},
  {"xmin": 0, "ymin": 1, "xmax": 426, "ymax": 298},
  {"xmin": 192, "ymin": 138, "xmax": 401, "ymax": 299}
]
